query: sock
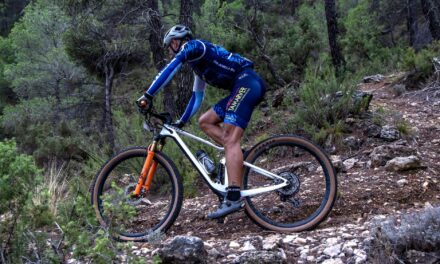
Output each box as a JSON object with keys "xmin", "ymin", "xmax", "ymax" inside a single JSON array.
[{"xmin": 226, "ymin": 186, "xmax": 241, "ymax": 201}]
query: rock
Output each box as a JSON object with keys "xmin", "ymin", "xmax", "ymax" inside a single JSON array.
[
  {"xmin": 343, "ymin": 158, "xmax": 358, "ymax": 170},
  {"xmin": 363, "ymin": 74, "xmax": 384, "ymax": 83},
  {"xmin": 352, "ymin": 91, "xmax": 373, "ymax": 111},
  {"xmin": 293, "ymin": 237, "xmax": 307, "ymax": 245},
  {"xmin": 330, "ymin": 155, "xmax": 344, "ymax": 172},
  {"xmin": 325, "ymin": 237, "xmax": 340, "ymax": 246},
  {"xmin": 385, "ymin": 155, "xmax": 422, "ymax": 172},
  {"xmin": 263, "ymin": 235, "xmax": 281, "ymax": 250},
  {"xmin": 157, "ymin": 236, "xmax": 207, "ymax": 264},
  {"xmin": 343, "ymin": 136, "xmax": 362, "ymax": 150},
  {"xmin": 354, "ymin": 249, "xmax": 367, "ymax": 264},
  {"xmin": 229, "ymin": 241, "xmax": 240, "ymax": 249},
  {"xmin": 380, "ymin": 125, "xmax": 400, "ymax": 141},
  {"xmin": 392, "ymin": 84, "xmax": 406, "ymax": 96},
  {"xmin": 240, "ymin": 241, "xmax": 256, "ymax": 251},
  {"xmin": 369, "ymin": 142, "xmax": 416, "ymax": 167},
  {"xmin": 306, "ymin": 256, "xmax": 315, "ymax": 262},
  {"xmin": 281, "ymin": 235, "xmax": 297, "ymax": 244},
  {"xmin": 323, "ymin": 243, "xmax": 342, "ymax": 258},
  {"xmin": 207, "ymin": 248, "xmax": 222, "ymax": 259},
  {"xmin": 322, "ymin": 258, "xmax": 344, "ymax": 264},
  {"xmin": 397, "ymin": 179, "xmax": 409, "ymax": 187},
  {"xmin": 364, "ymin": 123, "xmax": 382, "ymax": 138},
  {"xmin": 232, "ymin": 250, "xmax": 287, "ymax": 264}
]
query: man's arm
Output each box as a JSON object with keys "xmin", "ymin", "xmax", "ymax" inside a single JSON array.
[
  {"xmin": 144, "ymin": 40, "xmax": 206, "ymax": 97},
  {"xmin": 176, "ymin": 74, "xmax": 206, "ymax": 124}
]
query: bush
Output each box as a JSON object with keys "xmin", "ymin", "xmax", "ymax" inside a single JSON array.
[
  {"xmin": 291, "ymin": 63, "xmax": 355, "ymax": 144},
  {"xmin": 402, "ymin": 41, "xmax": 440, "ymax": 86},
  {"xmin": 0, "ymin": 139, "xmax": 56, "ymax": 263}
]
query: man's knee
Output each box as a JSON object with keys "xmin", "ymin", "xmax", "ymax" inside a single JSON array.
[{"xmin": 222, "ymin": 125, "xmax": 243, "ymax": 148}]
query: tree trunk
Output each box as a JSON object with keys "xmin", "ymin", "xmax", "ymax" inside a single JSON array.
[
  {"xmin": 407, "ymin": 0, "xmax": 419, "ymax": 48},
  {"xmin": 103, "ymin": 63, "xmax": 115, "ymax": 153},
  {"xmin": 324, "ymin": 0, "xmax": 344, "ymax": 71},
  {"xmin": 146, "ymin": 0, "xmax": 174, "ymax": 115},
  {"xmin": 176, "ymin": 0, "xmax": 195, "ymax": 119},
  {"xmin": 420, "ymin": 0, "xmax": 440, "ymax": 40},
  {"xmin": 291, "ymin": 0, "xmax": 300, "ymax": 16}
]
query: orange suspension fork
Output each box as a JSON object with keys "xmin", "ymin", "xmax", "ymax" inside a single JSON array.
[{"xmin": 133, "ymin": 142, "xmax": 158, "ymax": 196}]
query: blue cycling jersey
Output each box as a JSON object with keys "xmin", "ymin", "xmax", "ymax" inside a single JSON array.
[
  {"xmin": 145, "ymin": 39, "xmax": 254, "ymax": 97},
  {"xmin": 145, "ymin": 39, "xmax": 259, "ymax": 125}
]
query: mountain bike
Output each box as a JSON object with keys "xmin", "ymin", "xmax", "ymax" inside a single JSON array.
[{"xmin": 90, "ymin": 108, "xmax": 337, "ymax": 241}]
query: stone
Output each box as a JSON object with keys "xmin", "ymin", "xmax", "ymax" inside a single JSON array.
[
  {"xmin": 157, "ymin": 236, "xmax": 207, "ymax": 264},
  {"xmin": 229, "ymin": 241, "xmax": 240, "ymax": 249},
  {"xmin": 331, "ymin": 155, "xmax": 344, "ymax": 172},
  {"xmin": 323, "ymin": 243, "xmax": 342, "ymax": 258},
  {"xmin": 343, "ymin": 136, "xmax": 362, "ymax": 150},
  {"xmin": 282, "ymin": 235, "xmax": 297, "ymax": 244},
  {"xmin": 232, "ymin": 250, "xmax": 287, "ymax": 264},
  {"xmin": 207, "ymin": 248, "xmax": 222, "ymax": 259},
  {"xmin": 326, "ymin": 237, "xmax": 340, "ymax": 246},
  {"xmin": 240, "ymin": 241, "xmax": 256, "ymax": 251},
  {"xmin": 263, "ymin": 235, "xmax": 281, "ymax": 250},
  {"xmin": 363, "ymin": 74, "xmax": 384, "ymax": 83},
  {"xmin": 343, "ymin": 158, "xmax": 358, "ymax": 170},
  {"xmin": 385, "ymin": 155, "xmax": 422, "ymax": 172},
  {"xmin": 306, "ymin": 256, "xmax": 315, "ymax": 262},
  {"xmin": 322, "ymin": 258, "xmax": 344, "ymax": 264},
  {"xmin": 369, "ymin": 142, "xmax": 416, "ymax": 167},
  {"xmin": 380, "ymin": 125, "xmax": 400, "ymax": 142},
  {"xmin": 397, "ymin": 179, "xmax": 409, "ymax": 187},
  {"xmin": 293, "ymin": 237, "xmax": 307, "ymax": 245},
  {"xmin": 365, "ymin": 123, "xmax": 382, "ymax": 138},
  {"xmin": 354, "ymin": 249, "xmax": 367, "ymax": 264}
]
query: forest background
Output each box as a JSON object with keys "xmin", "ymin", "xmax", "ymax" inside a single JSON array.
[{"xmin": 0, "ymin": 0, "xmax": 439, "ymax": 262}]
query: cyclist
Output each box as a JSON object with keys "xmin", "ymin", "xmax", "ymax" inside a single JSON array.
[{"xmin": 137, "ymin": 25, "xmax": 266, "ymax": 219}]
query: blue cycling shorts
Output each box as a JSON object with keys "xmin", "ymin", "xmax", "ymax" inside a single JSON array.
[{"xmin": 213, "ymin": 68, "xmax": 266, "ymax": 129}]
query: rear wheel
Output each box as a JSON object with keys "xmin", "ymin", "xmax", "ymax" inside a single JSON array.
[
  {"xmin": 243, "ymin": 135, "xmax": 337, "ymax": 232},
  {"xmin": 91, "ymin": 147, "xmax": 183, "ymax": 241}
]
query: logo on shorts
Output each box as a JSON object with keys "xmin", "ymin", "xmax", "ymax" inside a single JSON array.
[{"xmin": 227, "ymin": 87, "xmax": 250, "ymax": 112}]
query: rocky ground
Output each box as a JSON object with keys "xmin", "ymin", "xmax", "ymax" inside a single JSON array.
[{"xmin": 128, "ymin": 75, "xmax": 440, "ymax": 263}]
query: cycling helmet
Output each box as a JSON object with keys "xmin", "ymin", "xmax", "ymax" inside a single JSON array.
[{"xmin": 163, "ymin": 25, "xmax": 193, "ymax": 47}]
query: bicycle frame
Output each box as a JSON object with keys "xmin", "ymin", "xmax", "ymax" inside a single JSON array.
[{"xmin": 157, "ymin": 124, "xmax": 289, "ymax": 197}]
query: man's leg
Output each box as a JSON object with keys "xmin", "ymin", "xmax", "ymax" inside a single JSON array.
[
  {"xmin": 222, "ymin": 124, "xmax": 244, "ymax": 187},
  {"xmin": 199, "ymin": 108, "xmax": 223, "ymax": 145},
  {"xmin": 199, "ymin": 109, "xmax": 244, "ymax": 187}
]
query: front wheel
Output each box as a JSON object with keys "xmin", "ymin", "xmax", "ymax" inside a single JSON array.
[
  {"xmin": 91, "ymin": 147, "xmax": 183, "ymax": 241},
  {"xmin": 243, "ymin": 135, "xmax": 337, "ymax": 232}
]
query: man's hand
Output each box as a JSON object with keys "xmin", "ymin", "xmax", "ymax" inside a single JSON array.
[
  {"xmin": 136, "ymin": 94, "xmax": 153, "ymax": 114},
  {"xmin": 171, "ymin": 120, "xmax": 185, "ymax": 128}
]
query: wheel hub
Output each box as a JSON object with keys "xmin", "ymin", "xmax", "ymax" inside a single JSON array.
[
  {"xmin": 274, "ymin": 171, "xmax": 301, "ymax": 197},
  {"xmin": 124, "ymin": 183, "xmax": 151, "ymax": 206}
]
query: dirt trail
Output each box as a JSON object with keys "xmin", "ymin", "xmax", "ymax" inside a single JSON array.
[{"xmin": 133, "ymin": 77, "xmax": 440, "ymax": 263}]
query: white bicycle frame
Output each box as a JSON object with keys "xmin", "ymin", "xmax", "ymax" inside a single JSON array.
[{"xmin": 156, "ymin": 124, "xmax": 289, "ymax": 197}]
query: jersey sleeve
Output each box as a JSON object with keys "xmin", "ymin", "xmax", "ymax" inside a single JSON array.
[
  {"xmin": 145, "ymin": 40, "xmax": 206, "ymax": 97},
  {"xmin": 145, "ymin": 57, "xmax": 183, "ymax": 97},
  {"xmin": 178, "ymin": 74, "xmax": 206, "ymax": 123}
]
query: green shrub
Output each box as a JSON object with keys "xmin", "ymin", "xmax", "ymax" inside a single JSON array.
[
  {"xmin": 291, "ymin": 63, "xmax": 355, "ymax": 145},
  {"xmin": 0, "ymin": 139, "xmax": 56, "ymax": 263},
  {"xmin": 403, "ymin": 41, "xmax": 440, "ymax": 82}
]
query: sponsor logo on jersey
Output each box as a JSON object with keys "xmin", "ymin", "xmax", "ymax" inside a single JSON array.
[
  {"xmin": 227, "ymin": 87, "xmax": 250, "ymax": 112},
  {"xmin": 213, "ymin": 60, "xmax": 236, "ymax": 72}
]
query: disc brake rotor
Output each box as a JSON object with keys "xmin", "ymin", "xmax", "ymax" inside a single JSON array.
[{"xmin": 275, "ymin": 171, "xmax": 301, "ymax": 197}]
